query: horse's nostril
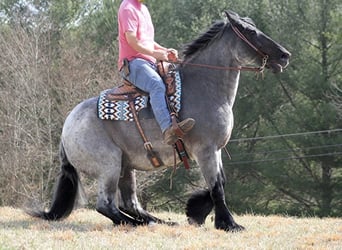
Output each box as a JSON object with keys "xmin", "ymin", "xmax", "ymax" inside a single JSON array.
[{"xmin": 281, "ymin": 52, "xmax": 291, "ymax": 60}]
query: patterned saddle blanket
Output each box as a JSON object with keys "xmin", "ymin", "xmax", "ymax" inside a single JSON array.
[{"xmin": 97, "ymin": 71, "xmax": 182, "ymax": 121}]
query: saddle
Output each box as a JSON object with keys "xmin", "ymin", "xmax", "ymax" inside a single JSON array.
[
  {"xmin": 105, "ymin": 79, "xmax": 147, "ymax": 101},
  {"xmin": 104, "ymin": 61, "xmax": 189, "ymax": 169},
  {"xmin": 106, "ymin": 61, "xmax": 176, "ymax": 101}
]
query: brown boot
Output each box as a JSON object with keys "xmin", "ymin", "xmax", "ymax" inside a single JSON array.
[{"xmin": 163, "ymin": 118, "xmax": 195, "ymax": 145}]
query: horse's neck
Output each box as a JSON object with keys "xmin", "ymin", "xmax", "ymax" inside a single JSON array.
[{"xmin": 182, "ymin": 45, "xmax": 241, "ymax": 107}]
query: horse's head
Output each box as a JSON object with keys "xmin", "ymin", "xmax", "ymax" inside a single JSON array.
[{"xmin": 226, "ymin": 11, "xmax": 291, "ymax": 73}]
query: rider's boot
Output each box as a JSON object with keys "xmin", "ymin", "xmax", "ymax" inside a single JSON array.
[{"xmin": 163, "ymin": 118, "xmax": 195, "ymax": 145}]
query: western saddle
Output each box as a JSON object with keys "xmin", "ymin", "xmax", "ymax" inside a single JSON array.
[{"xmin": 105, "ymin": 60, "xmax": 190, "ymax": 169}]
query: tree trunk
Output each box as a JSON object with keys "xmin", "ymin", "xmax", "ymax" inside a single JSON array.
[{"xmin": 320, "ymin": 159, "xmax": 332, "ymax": 217}]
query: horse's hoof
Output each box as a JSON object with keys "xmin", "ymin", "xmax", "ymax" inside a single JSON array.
[
  {"xmin": 216, "ymin": 222, "xmax": 245, "ymax": 232},
  {"xmin": 165, "ymin": 220, "xmax": 179, "ymax": 226},
  {"xmin": 187, "ymin": 217, "xmax": 203, "ymax": 226},
  {"xmin": 228, "ymin": 224, "xmax": 245, "ymax": 232},
  {"xmin": 148, "ymin": 221, "xmax": 157, "ymax": 227}
]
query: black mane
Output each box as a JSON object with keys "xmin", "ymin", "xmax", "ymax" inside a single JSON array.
[{"xmin": 183, "ymin": 21, "xmax": 228, "ymax": 58}]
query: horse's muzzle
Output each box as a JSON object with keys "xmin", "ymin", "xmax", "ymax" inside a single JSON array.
[{"xmin": 267, "ymin": 51, "xmax": 291, "ymax": 73}]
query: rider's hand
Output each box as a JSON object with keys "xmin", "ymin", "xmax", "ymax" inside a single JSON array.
[
  {"xmin": 167, "ymin": 49, "xmax": 178, "ymax": 62},
  {"xmin": 152, "ymin": 50, "xmax": 168, "ymax": 61}
]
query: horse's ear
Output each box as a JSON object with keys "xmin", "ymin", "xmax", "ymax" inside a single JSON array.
[{"xmin": 225, "ymin": 10, "xmax": 240, "ymax": 25}]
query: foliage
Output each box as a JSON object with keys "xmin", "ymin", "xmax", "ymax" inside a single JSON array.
[{"xmin": 226, "ymin": 0, "xmax": 342, "ymax": 217}]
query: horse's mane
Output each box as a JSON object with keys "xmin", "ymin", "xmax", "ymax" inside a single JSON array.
[{"xmin": 183, "ymin": 21, "xmax": 228, "ymax": 58}]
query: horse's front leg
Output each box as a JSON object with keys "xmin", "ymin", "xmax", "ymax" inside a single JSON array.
[
  {"xmin": 189, "ymin": 149, "xmax": 245, "ymax": 231},
  {"xmin": 211, "ymin": 165, "xmax": 244, "ymax": 231}
]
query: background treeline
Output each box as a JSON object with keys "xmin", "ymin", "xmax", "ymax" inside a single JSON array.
[{"xmin": 0, "ymin": 0, "xmax": 341, "ymax": 217}]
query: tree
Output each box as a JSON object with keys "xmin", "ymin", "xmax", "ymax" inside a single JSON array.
[
  {"xmin": 226, "ymin": 0, "xmax": 342, "ymax": 216},
  {"xmin": 0, "ymin": 0, "xmax": 117, "ymax": 206}
]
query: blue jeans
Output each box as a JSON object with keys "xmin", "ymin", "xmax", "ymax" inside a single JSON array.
[{"xmin": 125, "ymin": 58, "xmax": 171, "ymax": 132}]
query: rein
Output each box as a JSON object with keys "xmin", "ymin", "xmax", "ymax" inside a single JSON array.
[
  {"xmin": 170, "ymin": 24, "xmax": 269, "ymax": 75},
  {"xmin": 175, "ymin": 60, "xmax": 266, "ymax": 73}
]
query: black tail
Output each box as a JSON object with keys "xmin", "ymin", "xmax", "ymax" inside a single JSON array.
[
  {"xmin": 186, "ymin": 189, "xmax": 214, "ymax": 225},
  {"xmin": 27, "ymin": 143, "xmax": 79, "ymax": 220}
]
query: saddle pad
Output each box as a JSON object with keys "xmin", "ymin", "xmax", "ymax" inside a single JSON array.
[{"xmin": 97, "ymin": 71, "xmax": 182, "ymax": 121}]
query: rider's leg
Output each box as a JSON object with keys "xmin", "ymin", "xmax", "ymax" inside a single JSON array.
[
  {"xmin": 128, "ymin": 58, "xmax": 171, "ymax": 131},
  {"xmin": 127, "ymin": 58, "xmax": 195, "ymax": 144}
]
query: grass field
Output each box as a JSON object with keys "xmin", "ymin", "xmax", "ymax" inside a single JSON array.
[{"xmin": 0, "ymin": 206, "xmax": 341, "ymax": 250}]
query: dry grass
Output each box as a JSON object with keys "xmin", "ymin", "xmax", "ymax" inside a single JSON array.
[{"xmin": 1, "ymin": 207, "xmax": 342, "ymax": 250}]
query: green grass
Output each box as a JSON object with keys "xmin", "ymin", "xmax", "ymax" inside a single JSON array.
[{"xmin": 1, "ymin": 207, "xmax": 341, "ymax": 250}]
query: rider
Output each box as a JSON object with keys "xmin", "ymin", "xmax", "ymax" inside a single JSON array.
[{"xmin": 118, "ymin": 0, "xmax": 195, "ymax": 145}]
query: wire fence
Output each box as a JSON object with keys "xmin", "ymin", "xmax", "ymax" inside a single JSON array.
[{"xmin": 226, "ymin": 129, "xmax": 342, "ymax": 165}]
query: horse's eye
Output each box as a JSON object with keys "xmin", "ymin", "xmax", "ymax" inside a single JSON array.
[{"xmin": 249, "ymin": 30, "xmax": 257, "ymax": 36}]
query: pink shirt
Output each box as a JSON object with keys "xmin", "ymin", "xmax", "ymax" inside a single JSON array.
[{"xmin": 118, "ymin": 0, "xmax": 156, "ymax": 68}]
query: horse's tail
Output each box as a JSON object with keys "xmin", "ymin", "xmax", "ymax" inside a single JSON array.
[
  {"xmin": 186, "ymin": 189, "xmax": 214, "ymax": 225},
  {"xmin": 27, "ymin": 142, "xmax": 79, "ymax": 220}
]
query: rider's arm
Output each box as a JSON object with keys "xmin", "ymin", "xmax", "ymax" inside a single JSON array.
[
  {"xmin": 153, "ymin": 42, "xmax": 167, "ymax": 51},
  {"xmin": 125, "ymin": 31, "xmax": 168, "ymax": 61},
  {"xmin": 154, "ymin": 42, "xmax": 178, "ymax": 60}
]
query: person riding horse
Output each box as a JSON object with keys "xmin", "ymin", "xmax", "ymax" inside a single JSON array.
[
  {"xmin": 118, "ymin": 0, "xmax": 195, "ymax": 145},
  {"xmin": 27, "ymin": 9, "xmax": 290, "ymax": 231}
]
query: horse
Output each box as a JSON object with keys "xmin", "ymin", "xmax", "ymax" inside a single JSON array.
[{"xmin": 27, "ymin": 11, "xmax": 290, "ymax": 231}]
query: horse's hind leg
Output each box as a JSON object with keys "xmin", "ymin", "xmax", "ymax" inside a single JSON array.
[
  {"xmin": 94, "ymin": 155, "xmax": 144, "ymax": 226},
  {"xmin": 96, "ymin": 170, "xmax": 144, "ymax": 226},
  {"xmin": 118, "ymin": 167, "xmax": 177, "ymax": 226}
]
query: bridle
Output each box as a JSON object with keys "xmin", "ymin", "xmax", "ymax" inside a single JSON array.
[
  {"xmin": 171, "ymin": 23, "xmax": 269, "ymax": 75},
  {"xmin": 230, "ymin": 24, "xmax": 268, "ymax": 60}
]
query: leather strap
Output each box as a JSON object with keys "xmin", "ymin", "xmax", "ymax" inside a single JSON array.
[
  {"xmin": 175, "ymin": 140, "xmax": 190, "ymax": 169},
  {"xmin": 128, "ymin": 95, "xmax": 163, "ymax": 168},
  {"xmin": 170, "ymin": 112, "xmax": 190, "ymax": 169},
  {"xmin": 171, "ymin": 114, "xmax": 185, "ymax": 138}
]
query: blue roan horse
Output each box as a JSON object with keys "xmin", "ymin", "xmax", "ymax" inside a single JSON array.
[{"xmin": 28, "ymin": 11, "xmax": 290, "ymax": 231}]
